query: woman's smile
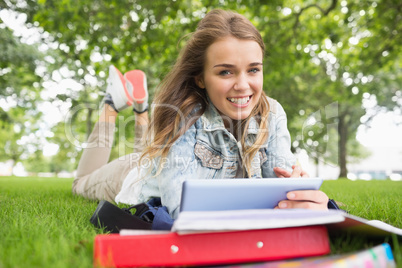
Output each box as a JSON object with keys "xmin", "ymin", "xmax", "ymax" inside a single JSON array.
[{"xmin": 227, "ymin": 95, "xmax": 253, "ymax": 107}]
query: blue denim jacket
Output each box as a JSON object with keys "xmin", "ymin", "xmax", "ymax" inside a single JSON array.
[{"xmin": 115, "ymin": 97, "xmax": 296, "ymax": 219}]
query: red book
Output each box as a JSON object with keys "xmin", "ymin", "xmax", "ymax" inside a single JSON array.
[{"xmin": 94, "ymin": 225, "xmax": 330, "ymax": 267}]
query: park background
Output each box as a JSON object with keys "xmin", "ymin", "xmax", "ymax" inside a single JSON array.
[
  {"xmin": 1, "ymin": 1, "xmax": 402, "ymax": 267},
  {"xmin": 0, "ymin": 0, "xmax": 401, "ymax": 179}
]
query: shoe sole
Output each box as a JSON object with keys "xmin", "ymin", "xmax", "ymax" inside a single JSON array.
[
  {"xmin": 108, "ymin": 66, "xmax": 133, "ymax": 108},
  {"xmin": 124, "ymin": 70, "xmax": 148, "ymax": 104}
]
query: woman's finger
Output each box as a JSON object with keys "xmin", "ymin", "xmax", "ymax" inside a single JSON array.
[
  {"xmin": 277, "ymin": 200, "xmax": 328, "ymax": 210},
  {"xmin": 273, "ymin": 167, "xmax": 292, "ymax": 178},
  {"xmin": 289, "ymin": 165, "xmax": 302, "ymax": 177},
  {"xmin": 300, "ymin": 169, "xmax": 310, "ymax": 178},
  {"xmin": 287, "ymin": 190, "xmax": 329, "ymax": 204}
]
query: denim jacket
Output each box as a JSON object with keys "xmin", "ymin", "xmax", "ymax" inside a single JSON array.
[{"xmin": 115, "ymin": 97, "xmax": 296, "ymax": 219}]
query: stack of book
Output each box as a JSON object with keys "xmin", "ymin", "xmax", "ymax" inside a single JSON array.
[
  {"xmin": 208, "ymin": 243, "xmax": 396, "ymax": 268},
  {"xmin": 93, "ymin": 209, "xmax": 400, "ymax": 267}
]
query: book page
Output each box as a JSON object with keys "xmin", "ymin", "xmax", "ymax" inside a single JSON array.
[
  {"xmin": 172, "ymin": 209, "xmax": 345, "ymax": 233},
  {"xmin": 325, "ymin": 213, "xmax": 402, "ymax": 237},
  {"xmin": 367, "ymin": 220, "xmax": 402, "ymax": 235}
]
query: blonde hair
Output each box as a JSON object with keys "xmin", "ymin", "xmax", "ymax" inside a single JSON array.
[{"xmin": 141, "ymin": 9, "xmax": 270, "ymax": 177}]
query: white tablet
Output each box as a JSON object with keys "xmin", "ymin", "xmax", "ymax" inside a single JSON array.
[{"xmin": 179, "ymin": 178, "xmax": 323, "ymax": 212}]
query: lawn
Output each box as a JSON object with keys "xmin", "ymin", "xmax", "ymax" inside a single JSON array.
[{"xmin": 0, "ymin": 176, "xmax": 401, "ymax": 268}]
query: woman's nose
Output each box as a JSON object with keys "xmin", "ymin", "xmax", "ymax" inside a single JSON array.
[{"xmin": 233, "ymin": 73, "xmax": 250, "ymax": 91}]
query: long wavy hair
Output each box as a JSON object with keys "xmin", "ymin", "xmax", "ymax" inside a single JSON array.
[{"xmin": 141, "ymin": 9, "xmax": 270, "ymax": 177}]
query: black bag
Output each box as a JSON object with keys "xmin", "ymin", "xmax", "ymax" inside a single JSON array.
[{"xmin": 90, "ymin": 198, "xmax": 174, "ymax": 233}]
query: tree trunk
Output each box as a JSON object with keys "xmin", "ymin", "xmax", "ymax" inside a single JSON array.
[
  {"xmin": 338, "ymin": 113, "xmax": 348, "ymax": 178},
  {"xmin": 86, "ymin": 107, "xmax": 93, "ymax": 139},
  {"xmin": 315, "ymin": 157, "xmax": 320, "ymax": 177}
]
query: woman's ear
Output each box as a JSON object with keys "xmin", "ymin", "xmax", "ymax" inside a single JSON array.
[{"xmin": 195, "ymin": 76, "xmax": 205, "ymax": 89}]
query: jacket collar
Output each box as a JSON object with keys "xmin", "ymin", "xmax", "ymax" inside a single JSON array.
[{"xmin": 200, "ymin": 99, "xmax": 260, "ymax": 135}]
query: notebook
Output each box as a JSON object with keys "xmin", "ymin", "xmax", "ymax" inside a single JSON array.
[{"xmin": 179, "ymin": 178, "xmax": 323, "ymax": 212}]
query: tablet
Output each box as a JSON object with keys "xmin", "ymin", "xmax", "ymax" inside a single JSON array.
[{"xmin": 179, "ymin": 178, "xmax": 323, "ymax": 212}]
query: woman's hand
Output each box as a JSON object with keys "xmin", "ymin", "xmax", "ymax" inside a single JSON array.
[
  {"xmin": 275, "ymin": 190, "xmax": 329, "ymax": 210},
  {"xmin": 273, "ymin": 165, "xmax": 309, "ymax": 178},
  {"xmin": 273, "ymin": 165, "xmax": 329, "ymax": 210}
]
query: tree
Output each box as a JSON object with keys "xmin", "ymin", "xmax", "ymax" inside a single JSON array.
[
  {"xmin": 0, "ymin": 17, "xmax": 44, "ymax": 169},
  {"xmin": 0, "ymin": 106, "xmax": 42, "ymax": 169},
  {"xmin": 252, "ymin": 0, "xmax": 401, "ymax": 177},
  {"xmin": 10, "ymin": 0, "xmax": 220, "ymax": 162},
  {"xmin": 4, "ymin": 0, "xmax": 401, "ymax": 177}
]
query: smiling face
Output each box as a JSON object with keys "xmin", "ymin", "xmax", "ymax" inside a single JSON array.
[{"xmin": 197, "ymin": 36, "xmax": 263, "ymax": 124}]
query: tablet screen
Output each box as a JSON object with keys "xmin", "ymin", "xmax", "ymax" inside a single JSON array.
[{"xmin": 180, "ymin": 178, "xmax": 323, "ymax": 212}]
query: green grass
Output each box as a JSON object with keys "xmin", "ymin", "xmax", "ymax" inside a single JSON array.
[
  {"xmin": 0, "ymin": 176, "xmax": 401, "ymax": 268},
  {"xmin": 321, "ymin": 180, "xmax": 402, "ymax": 227},
  {"xmin": 0, "ymin": 177, "xmax": 98, "ymax": 268},
  {"xmin": 321, "ymin": 180, "xmax": 402, "ymax": 262}
]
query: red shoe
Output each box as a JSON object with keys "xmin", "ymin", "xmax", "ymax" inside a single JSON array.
[{"xmin": 124, "ymin": 70, "xmax": 149, "ymax": 113}]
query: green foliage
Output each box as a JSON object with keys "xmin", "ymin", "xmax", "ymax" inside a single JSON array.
[
  {"xmin": 0, "ymin": 27, "xmax": 42, "ymax": 97},
  {"xmin": 0, "ymin": 13, "xmax": 45, "ymax": 166},
  {"xmin": 0, "ymin": 177, "xmax": 401, "ymax": 267},
  {"xmin": 253, "ymin": 0, "xmax": 401, "ymax": 176},
  {"xmin": 0, "ymin": 106, "xmax": 43, "ymax": 165},
  {"xmin": 1, "ymin": 0, "xmax": 401, "ymax": 175}
]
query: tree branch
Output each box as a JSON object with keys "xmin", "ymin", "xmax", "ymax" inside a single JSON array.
[
  {"xmin": 293, "ymin": 0, "xmax": 338, "ymax": 30},
  {"xmin": 265, "ymin": 0, "xmax": 338, "ymax": 26}
]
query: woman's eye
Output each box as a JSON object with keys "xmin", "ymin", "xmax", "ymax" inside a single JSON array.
[
  {"xmin": 219, "ymin": 70, "xmax": 231, "ymax": 76},
  {"xmin": 249, "ymin": 68, "xmax": 260, "ymax": 73}
]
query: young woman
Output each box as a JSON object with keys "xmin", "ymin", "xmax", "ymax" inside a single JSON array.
[{"xmin": 73, "ymin": 9, "xmax": 330, "ymax": 219}]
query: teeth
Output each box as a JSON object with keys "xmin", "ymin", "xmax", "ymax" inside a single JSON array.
[{"xmin": 228, "ymin": 96, "xmax": 250, "ymax": 105}]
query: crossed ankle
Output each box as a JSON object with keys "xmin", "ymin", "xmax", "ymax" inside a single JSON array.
[
  {"xmin": 133, "ymin": 106, "xmax": 149, "ymax": 114},
  {"xmin": 104, "ymin": 94, "xmax": 120, "ymax": 113}
]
